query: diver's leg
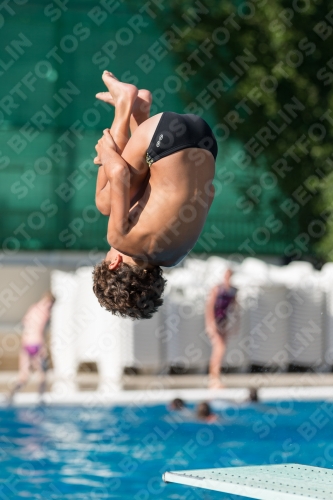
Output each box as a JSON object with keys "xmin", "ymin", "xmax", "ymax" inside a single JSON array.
[
  {"xmin": 95, "ymin": 87, "xmax": 154, "ymax": 215},
  {"xmin": 94, "ymin": 72, "xmax": 138, "ymax": 215},
  {"xmin": 99, "ymin": 71, "xmax": 138, "ymax": 153},
  {"xmin": 95, "ymin": 167, "xmax": 112, "ymax": 216},
  {"xmin": 129, "ymin": 90, "xmax": 152, "ymax": 133},
  {"xmin": 96, "ymin": 88, "xmax": 152, "ymax": 134}
]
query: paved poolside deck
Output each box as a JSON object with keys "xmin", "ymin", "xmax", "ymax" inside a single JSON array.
[{"xmin": 0, "ymin": 372, "xmax": 333, "ymax": 396}]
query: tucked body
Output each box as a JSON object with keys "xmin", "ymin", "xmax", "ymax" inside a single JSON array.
[{"xmin": 93, "ymin": 72, "xmax": 217, "ymax": 319}]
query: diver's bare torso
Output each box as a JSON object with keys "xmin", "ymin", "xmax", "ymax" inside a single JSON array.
[{"xmin": 107, "ymin": 113, "xmax": 216, "ymax": 267}]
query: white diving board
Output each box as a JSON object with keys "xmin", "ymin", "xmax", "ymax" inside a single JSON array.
[{"xmin": 163, "ymin": 464, "xmax": 333, "ymax": 499}]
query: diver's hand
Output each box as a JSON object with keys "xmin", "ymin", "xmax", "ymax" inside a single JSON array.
[{"xmin": 94, "ymin": 129, "xmax": 119, "ymax": 166}]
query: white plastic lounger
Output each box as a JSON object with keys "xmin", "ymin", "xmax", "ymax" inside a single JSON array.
[{"xmin": 163, "ymin": 464, "xmax": 333, "ymax": 499}]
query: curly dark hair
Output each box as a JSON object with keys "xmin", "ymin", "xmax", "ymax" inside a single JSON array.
[{"xmin": 92, "ymin": 261, "xmax": 167, "ymax": 320}]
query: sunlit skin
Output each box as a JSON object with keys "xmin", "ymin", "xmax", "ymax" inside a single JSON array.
[
  {"xmin": 94, "ymin": 71, "xmax": 216, "ymax": 271},
  {"xmin": 8, "ymin": 293, "xmax": 55, "ymax": 401},
  {"xmin": 105, "ymin": 247, "xmax": 153, "ymax": 271},
  {"xmin": 205, "ymin": 269, "xmax": 235, "ymax": 389}
]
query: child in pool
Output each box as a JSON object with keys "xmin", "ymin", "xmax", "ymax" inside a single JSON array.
[{"xmin": 93, "ymin": 71, "xmax": 217, "ymax": 320}]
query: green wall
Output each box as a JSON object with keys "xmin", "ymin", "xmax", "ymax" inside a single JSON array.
[{"xmin": 0, "ymin": 0, "xmax": 296, "ymax": 255}]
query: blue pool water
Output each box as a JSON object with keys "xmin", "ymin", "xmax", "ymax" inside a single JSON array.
[{"xmin": 0, "ymin": 400, "xmax": 332, "ymax": 499}]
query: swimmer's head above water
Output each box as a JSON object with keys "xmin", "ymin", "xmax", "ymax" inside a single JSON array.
[{"xmin": 92, "ymin": 248, "xmax": 167, "ymax": 320}]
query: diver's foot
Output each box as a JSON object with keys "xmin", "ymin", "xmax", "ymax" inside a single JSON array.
[
  {"xmin": 96, "ymin": 89, "xmax": 152, "ymax": 118},
  {"xmin": 100, "ymin": 71, "xmax": 138, "ymax": 108}
]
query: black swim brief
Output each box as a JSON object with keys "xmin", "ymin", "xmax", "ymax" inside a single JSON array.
[{"xmin": 145, "ymin": 112, "xmax": 218, "ymax": 167}]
